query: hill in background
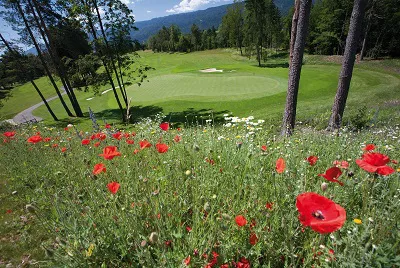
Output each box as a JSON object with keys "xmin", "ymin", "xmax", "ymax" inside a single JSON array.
[{"xmin": 132, "ymin": 0, "xmax": 295, "ymax": 43}]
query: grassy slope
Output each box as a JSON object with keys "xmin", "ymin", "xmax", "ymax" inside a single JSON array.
[
  {"xmin": 0, "ymin": 77, "xmax": 62, "ymax": 119},
  {"xmin": 2, "ymin": 49, "xmax": 400, "ymax": 129}
]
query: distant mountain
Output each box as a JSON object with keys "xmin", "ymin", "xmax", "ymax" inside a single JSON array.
[
  {"xmin": 132, "ymin": 0, "xmax": 296, "ymax": 43},
  {"xmin": 22, "ymin": 1, "xmax": 297, "ymax": 53},
  {"xmin": 131, "ymin": 4, "xmax": 230, "ymax": 43}
]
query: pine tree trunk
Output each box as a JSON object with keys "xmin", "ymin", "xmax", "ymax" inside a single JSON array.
[
  {"xmin": 31, "ymin": 80, "xmax": 59, "ymax": 121},
  {"xmin": 289, "ymin": 0, "xmax": 300, "ymax": 67},
  {"xmin": 31, "ymin": 0, "xmax": 84, "ymax": 117},
  {"xmin": 281, "ymin": 0, "xmax": 312, "ymax": 136},
  {"xmin": 0, "ymin": 33, "xmax": 58, "ymax": 121},
  {"xmin": 93, "ymin": 0, "xmax": 128, "ymax": 106},
  {"xmin": 327, "ymin": 0, "xmax": 367, "ymax": 131},
  {"xmin": 16, "ymin": 1, "xmax": 74, "ymax": 117},
  {"xmin": 83, "ymin": 0, "xmax": 125, "ymax": 122}
]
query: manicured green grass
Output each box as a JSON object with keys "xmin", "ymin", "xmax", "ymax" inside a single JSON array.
[
  {"xmin": 0, "ymin": 77, "xmax": 62, "ymax": 120},
  {"xmin": 2, "ymin": 49, "xmax": 400, "ymax": 131}
]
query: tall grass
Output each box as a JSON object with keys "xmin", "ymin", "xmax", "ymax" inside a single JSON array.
[{"xmin": 1, "ymin": 114, "xmax": 399, "ymax": 267}]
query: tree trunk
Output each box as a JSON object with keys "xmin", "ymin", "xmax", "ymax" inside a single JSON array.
[
  {"xmin": 31, "ymin": 0, "xmax": 84, "ymax": 117},
  {"xmin": 289, "ymin": 0, "xmax": 300, "ymax": 67},
  {"xmin": 93, "ymin": 0, "xmax": 128, "ymax": 106},
  {"xmin": 0, "ymin": 33, "xmax": 58, "ymax": 121},
  {"xmin": 327, "ymin": 0, "xmax": 367, "ymax": 131},
  {"xmin": 16, "ymin": 1, "xmax": 73, "ymax": 117},
  {"xmin": 83, "ymin": 0, "xmax": 125, "ymax": 122},
  {"xmin": 281, "ymin": 0, "xmax": 312, "ymax": 137}
]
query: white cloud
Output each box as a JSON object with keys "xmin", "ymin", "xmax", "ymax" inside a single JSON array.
[
  {"xmin": 120, "ymin": 0, "xmax": 130, "ymax": 5},
  {"xmin": 146, "ymin": 10, "xmax": 152, "ymax": 13},
  {"xmin": 166, "ymin": 0, "xmax": 224, "ymax": 13}
]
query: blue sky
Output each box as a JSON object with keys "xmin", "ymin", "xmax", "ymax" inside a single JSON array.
[{"xmin": 0, "ymin": 0, "xmax": 233, "ymax": 46}]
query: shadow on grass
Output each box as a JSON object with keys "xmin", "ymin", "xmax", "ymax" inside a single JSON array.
[
  {"xmin": 165, "ymin": 108, "xmax": 231, "ymax": 127},
  {"xmin": 40, "ymin": 106, "xmax": 232, "ymax": 129},
  {"xmin": 254, "ymin": 62, "xmax": 289, "ymax": 68}
]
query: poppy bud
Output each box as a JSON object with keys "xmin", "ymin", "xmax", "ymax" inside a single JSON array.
[
  {"xmin": 149, "ymin": 232, "xmax": 159, "ymax": 243},
  {"xmin": 321, "ymin": 183, "xmax": 328, "ymax": 191},
  {"xmin": 203, "ymin": 202, "xmax": 211, "ymax": 212},
  {"xmin": 222, "ymin": 213, "xmax": 231, "ymax": 220},
  {"xmin": 44, "ymin": 247, "xmax": 54, "ymax": 257},
  {"xmin": 25, "ymin": 204, "xmax": 36, "ymax": 213}
]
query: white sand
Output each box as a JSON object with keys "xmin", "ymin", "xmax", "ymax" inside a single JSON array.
[{"xmin": 199, "ymin": 68, "xmax": 223, "ymax": 73}]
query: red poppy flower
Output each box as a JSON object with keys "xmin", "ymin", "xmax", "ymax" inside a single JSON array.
[
  {"xmin": 126, "ymin": 139, "xmax": 135, "ymax": 145},
  {"xmin": 94, "ymin": 142, "xmax": 101, "ymax": 147},
  {"xmin": 204, "ymin": 252, "xmax": 219, "ymax": 268},
  {"xmin": 235, "ymin": 215, "xmax": 247, "ymax": 227},
  {"xmin": 92, "ymin": 133, "xmax": 107, "ymax": 140},
  {"xmin": 236, "ymin": 257, "xmax": 250, "ymax": 268},
  {"xmin": 261, "ymin": 145, "xmax": 267, "ymax": 151},
  {"xmin": 356, "ymin": 152, "xmax": 395, "ymax": 175},
  {"xmin": 307, "ymin": 155, "xmax": 318, "ymax": 166},
  {"xmin": 81, "ymin": 139, "xmax": 90, "ymax": 145},
  {"xmin": 61, "ymin": 147, "xmax": 67, "ymax": 152},
  {"xmin": 140, "ymin": 139, "xmax": 152, "ymax": 149},
  {"xmin": 318, "ymin": 167, "xmax": 344, "ymax": 186},
  {"xmin": 206, "ymin": 158, "xmax": 215, "ymax": 165},
  {"xmin": 249, "ymin": 232, "xmax": 258, "ymax": 245},
  {"xmin": 42, "ymin": 137, "xmax": 51, "ymax": 142},
  {"xmin": 276, "ymin": 158, "xmax": 285, "ymax": 173},
  {"xmin": 183, "ymin": 255, "xmax": 191, "ymax": 266},
  {"xmin": 156, "ymin": 143, "xmax": 169, "ymax": 153},
  {"xmin": 6, "ymin": 209, "xmax": 12, "ymax": 214},
  {"xmin": 363, "ymin": 144, "xmax": 375, "ymax": 151},
  {"xmin": 333, "ymin": 160, "xmax": 349, "ymax": 169},
  {"xmin": 174, "ymin": 135, "xmax": 182, "ymax": 143},
  {"xmin": 133, "ymin": 149, "xmax": 140, "ymax": 154},
  {"xmin": 221, "ymin": 264, "xmax": 229, "ymax": 268},
  {"xmin": 296, "ymin": 192, "xmax": 346, "ymax": 234},
  {"xmin": 3, "ymin": 131, "xmax": 16, "ymax": 138},
  {"xmin": 27, "ymin": 135, "xmax": 42, "ymax": 144},
  {"xmin": 52, "ymin": 144, "xmax": 58, "ymax": 148},
  {"xmin": 186, "ymin": 226, "xmax": 192, "ymax": 232},
  {"xmin": 105, "ymin": 123, "xmax": 111, "ymax": 129},
  {"xmin": 112, "ymin": 132, "xmax": 122, "ymax": 140},
  {"xmin": 265, "ymin": 202, "xmax": 274, "ymax": 210},
  {"xmin": 160, "ymin": 122, "xmax": 169, "ymax": 131},
  {"xmin": 93, "ymin": 163, "xmax": 106, "ymax": 175},
  {"xmin": 99, "ymin": 146, "xmax": 121, "ymax": 160},
  {"xmin": 107, "ymin": 181, "xmax": 120, "ymax": 194}
]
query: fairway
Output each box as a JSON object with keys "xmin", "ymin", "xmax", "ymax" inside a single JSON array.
[
  {"xmin": 128, "ymin": 73, "xmax": 287, "ymax": 102},
  {"xmin": 2, "ymin": 49, "xmax": 399, "ymax": 127}
]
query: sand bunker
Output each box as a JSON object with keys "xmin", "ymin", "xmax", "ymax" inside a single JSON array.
[{"xmin": 200, "ymin": 68, "xmax": 223, "ymax": 73}]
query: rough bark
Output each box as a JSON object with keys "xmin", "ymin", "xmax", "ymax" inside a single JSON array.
[
  {"xmin": 327, "ymin": 0, "xmax": 367, "ymax": 131},
  {"xmin": 16, "ymin": 0, "xmax": 73, "ymax": 117},
  {"xmin": 281, "ymin": 0, "xmax": 312, "ymax": 136},
  {"xmin": 82, "ymin": 0, "xmax": 125, "ymax": 122},
  {"xmin": 30, "ymin": 0, "xmax": 84, "ymax": 117},
  {"xmin": 93, "ymin": 0, "xmax": 128, "ymax": 106},
  {"xmin": 0, "ymin": 32, "xmax": 58, "ymax": 121},
  {"xmin": 289, "ymin": 0, "xmax": 300, "ymax": 67}
]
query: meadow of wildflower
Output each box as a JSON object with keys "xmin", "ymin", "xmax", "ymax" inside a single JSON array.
[{"xmin": 1, "ymin": 114, "xmax": 399, "ymax": 267}]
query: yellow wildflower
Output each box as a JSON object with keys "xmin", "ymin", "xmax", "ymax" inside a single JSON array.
[
  {"xmin": 86, "ymin": 243, "xmax": 95, "ymax": 257},
  {"xmin": 353, "ymin": 218, "xmax": 362, "ymax": 224}
]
